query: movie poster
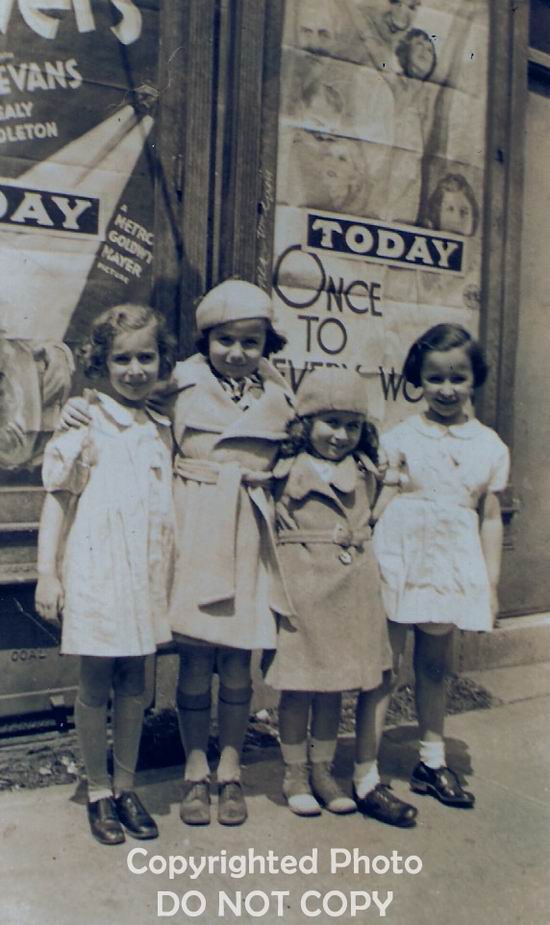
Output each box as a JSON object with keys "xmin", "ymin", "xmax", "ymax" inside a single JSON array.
[
  {"xmin": 272, "ymin": 0, "xmax": 488, "ymax": 428},
  {"xmin": 0, "ymin": 0, "xmax": 159, "ymax": 483}
]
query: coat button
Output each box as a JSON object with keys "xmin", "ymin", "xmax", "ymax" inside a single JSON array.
[{"xmin": 338, "ymin": 549, "xmax": 353, "ymax": 565}]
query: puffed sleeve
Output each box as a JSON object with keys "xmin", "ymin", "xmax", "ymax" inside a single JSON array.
[
  {"xmin": 42, "ymin": 426, "xmax": 92, "ymax": 495},
  {"xmin": 378, "ymin": 429, "xmax": 404, "ymax": 487},
  {"xmin": 487, "ymin": 435, "xmax": 510, "ymax": 494}
]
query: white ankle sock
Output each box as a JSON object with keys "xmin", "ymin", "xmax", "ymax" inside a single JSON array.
[
  {"xmin": 353, "ymin": 761, "xmax": 380, "ymax": 799},
  {"xmin": 419, "ymin": 739, "xmax": 445, "ymax": 769}
]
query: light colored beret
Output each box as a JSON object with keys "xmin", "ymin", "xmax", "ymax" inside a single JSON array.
[
  {"xmin": 296, "ymin": 367, "xmax": 368, "ymax": 417},
  {"xmin": 195, "ymin": 279, "xmax": 275, "ymax": 331}
]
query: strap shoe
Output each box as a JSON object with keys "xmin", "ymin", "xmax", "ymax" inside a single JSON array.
[
  {"xmin": 115, "ymin": 791, "xmax": 159, "ymax": 839},
  {"xmin": 410, "ymin": 762, "xmax": 475, "ymax": 808},
  {"xmin": 355, "ymin": 782, "xmax": 417, "ymax": 827},
  {"xmin": 87, "ymin": 797, "xmax": 125, "ymax": 846}
]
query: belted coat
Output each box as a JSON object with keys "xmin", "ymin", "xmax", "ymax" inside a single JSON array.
[
  {"xmin": 265, "ymin": 452, "xmax": 392, "ymax": 692},
  {"xmin": 168, "ymin": 354, "xmax": 294, "ymax": 649}
]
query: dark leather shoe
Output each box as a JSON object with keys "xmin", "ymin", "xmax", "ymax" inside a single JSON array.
[
  {"xmin": 115, "ymin": 791, "xmax": 159, "ymax": 839},
  {"xmin": 180, "ymin": 779, "xmax": 211, "ymax": 826},
  {"xmin": 355, "ymin": 783, "xmax": 417, "ymax": 827},
  {"xmin": 410, "ymin": 762, "xmax": 475, "ymax": 808},
  {"xmin": 218, "ymin": 781, "xmax": 248, "ymax": 826},
  {"xmin": 87, "ymin": 797, "xmax": 125, "ymax": 846}
]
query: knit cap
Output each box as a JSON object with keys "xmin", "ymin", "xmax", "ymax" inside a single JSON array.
[
  {"xmin": 296, "ymin": 367, "xmax": 368, "ymax": 417},
  {"xmin": 195, "ymin": 279, "xmax": 275, "ymax": 331}
]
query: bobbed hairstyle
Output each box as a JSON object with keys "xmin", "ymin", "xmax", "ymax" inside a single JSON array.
[
  {"xmin": 195, "ymin": 323, "xmax": 287, "ymax": 360},
  {"xmin": 279, "ymin": 414, "xmax": 379, "ymax": 466},
  {"xmin": 80, "ymin": 303, "xmax": 177, "ymax": 381},
  {"xmin": 395, "ymin": 28, "xmax": 437, "ymax": 81},
  {"xmin": 402, "ymin": 323, "xmax": 488, "ymax": 389},
  {"xmin": 427, "ymin": 172, "xmax": 479, "ymax": 236}
]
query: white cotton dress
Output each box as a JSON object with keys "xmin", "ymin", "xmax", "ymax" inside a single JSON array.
[
  {"xmin": 373, "ymin": 414, "xmax": 510, "ymax": 632},
  {"xmin": 42, "ymin": 392, "xmax": 175, "ymax": 656}
]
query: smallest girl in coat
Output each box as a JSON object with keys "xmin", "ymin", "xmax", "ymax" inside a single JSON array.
[
  {"xmin": 266, "ymin": 368, "xmax": 417, "ymax": 826},
  {"xmin": 35, "ymin": 304, "xmax": 176, "ymax": 846},
  {"xmin": 373, "ymin": 323, "xmax": 510, "ymax": 808}
]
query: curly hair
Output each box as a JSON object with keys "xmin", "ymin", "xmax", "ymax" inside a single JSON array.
[
  {"xmin": 279, "ymin": 414, "xmax": 379, "ymax": 466},
  {"xmin": 195, "ymin": 324, "xmax": 287, "ymax": 359},
  {"xmin": 79, "ymin": 303, "xmax": 177, "ymax": 381},
  {"xmin": 402, "ymin": 323, "xmax": 488, "ymax": 389}
]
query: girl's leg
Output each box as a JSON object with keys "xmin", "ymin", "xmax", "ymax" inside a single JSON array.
[
  {"xmin": 354, "ymin": 621, "xmax": 407, "ymax": 793},
  {"xmin": 112, "ymin": 656, "xmax": 158, "ymax": 839},
  {"xmin": 176, "ymin": 644, "xmax": 216, "ymax": 782},
  {"xmin": 411, "ymin": 625, "xmax": 474, "ymax": 807},
  {"xmin": 216, "ymin": 647, "xmax": 252, "ymax": 784},
  {"xmin": 279, "ymin": 690, "xmax": 320, "ymax": 816},
  {"xmin": 413, "ymin": 625, "xmax": 454, "ymax": 752},
  {"xmin": 310, "ymin": 692, "xmax": 356, "ymax": 814},
  {"xmin": 112, "ymin": 656, "xmax": 146, "ymax": 794},
  {"xmin": 354, "ymin": 671, "xmax": 417, "ymax": 826},
  {"xmin": 354, "ymin": 671, "xmax": 393, "ymax": 792},
  {"xmin": 75, "ymin": 655, "xmax": 115, "ymax": 800},
  {"xmin": 215, "ymin": 648, "xmax": 252, "ymax": 826},
  {"xmin": 76, "ymin": 656, "xmax": 125, "ymax": 845}
]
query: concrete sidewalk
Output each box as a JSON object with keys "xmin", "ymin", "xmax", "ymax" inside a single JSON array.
[{"xmin": 1, "ymin": 665, "xmax": 549, "ymax": 925}]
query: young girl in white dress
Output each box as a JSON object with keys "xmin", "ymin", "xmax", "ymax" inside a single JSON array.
[
  {"xmin": 266, "ymin": 368, "xmax": 417, "ymax": 826},
  {"xmin": 373, "ymin": 323, "xmax": 510, "ymax": 807},
  {"xmin": 56, "ymin": 281, "xmax": 294, "ymax": 829},
  {"xmin": 35, "ymin": 304, "xmax": 176, "ymax": 845}
]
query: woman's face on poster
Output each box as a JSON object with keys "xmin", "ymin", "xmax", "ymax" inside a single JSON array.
[
  {"xmin": 439, "ymin": 189, "xmax": 475, "ymax": 236},
  {"xmin": 407, "ymin": 34, "xmax": 435, "ymax": 80}
]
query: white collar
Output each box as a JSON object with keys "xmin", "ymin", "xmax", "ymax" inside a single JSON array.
[
  {"xmin": 92, "ymin": 391, "xmax": 171, "ymax": 429},
  {"xmin": 410, "ymin": 413, "xmax": 483, "ymax": 441}
]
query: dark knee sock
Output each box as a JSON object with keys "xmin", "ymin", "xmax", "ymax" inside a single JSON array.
[
  {"xmin": 74, "ymin": 697, "xmax": 110, "ymax": 796},
  {"xmin": 217, "ymin": 684, "xmax": 252, "ymax": 783},
  {"xmin": 112, "ymin": 692, "xmax": 145, "ymax": 794},
  {"xmin": 176, "ymin": 689, "xmax": 212, "ymax": 781}
]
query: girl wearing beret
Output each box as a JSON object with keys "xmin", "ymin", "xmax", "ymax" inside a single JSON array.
[{"xmin": 266, "ymin": 368, "xmax": 417, "ymax": 827}]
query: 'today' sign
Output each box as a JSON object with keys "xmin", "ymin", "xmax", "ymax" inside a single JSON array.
[
  {"xmin": 0, "ymin": 182, "xmax": 99, "ymax": 234},
  {"xmin": 307, "ymin": 212, "xmax": 464, "ymax": 274}
]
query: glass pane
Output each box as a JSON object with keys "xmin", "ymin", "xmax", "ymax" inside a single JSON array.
[{"xmin": 530, "ymin": 0, "xmax": 550, "ymax": 57}]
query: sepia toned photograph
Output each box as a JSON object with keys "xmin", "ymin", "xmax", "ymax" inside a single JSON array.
[{"xmin": 0, "ymin": 2, "xmax": 548, "ymax": 924}]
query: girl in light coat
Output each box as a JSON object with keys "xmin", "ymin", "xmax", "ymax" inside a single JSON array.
[
  {"xmin": 266, "ymin": 368, "xmax": 417, "ymax": 826},
  {"xmin": 167, "ymin": 280, "xmax": 294, "ymax": 826}
]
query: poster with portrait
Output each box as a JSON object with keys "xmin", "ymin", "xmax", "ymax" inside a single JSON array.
[
  {"xmin": 273, "ymin": 0, "xmax": 488, "ymax": 428},
  {"xmin": 0, "ymin": 0, "xmax": 159, "ymax": 483}
]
